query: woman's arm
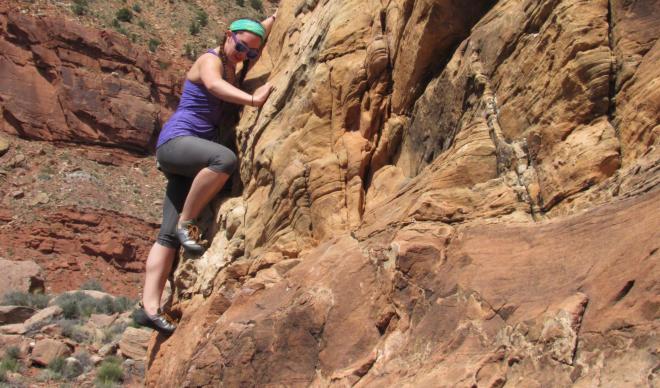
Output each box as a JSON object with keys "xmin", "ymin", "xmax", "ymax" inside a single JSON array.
[
  {"xmin": 261, "ymin": 9, "xmax": 277, "ymax": 38},
  {"xmin": 198, "ymin": 54, "xmax": 272, "ymax": 107}
]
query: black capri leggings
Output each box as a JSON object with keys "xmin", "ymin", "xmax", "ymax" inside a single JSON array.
[{"xmin": 155, "ymin": 136, "xmax": 237, "ymax": 249}]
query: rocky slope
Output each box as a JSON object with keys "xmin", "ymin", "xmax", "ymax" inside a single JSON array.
[
  {"xmin": 0, "ymin": 4, "xmax": 175, "ymax": 296},
  {"xmin": 144, "ymin": 0, "xmax": 659, "ymax": 386}
]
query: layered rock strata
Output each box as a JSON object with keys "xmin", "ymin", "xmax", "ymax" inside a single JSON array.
[
  {"xmin": 0, "ymin": 6, "xmax": 179, "ymax": 153},
  {"xmin": 146, "ymin": 0, "xmax": 659, "ymax": 385}
]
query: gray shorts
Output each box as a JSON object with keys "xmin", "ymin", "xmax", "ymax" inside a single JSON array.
[{"xmin": 155, "ymin": 136, "xmax": 237, "ymax": 249}]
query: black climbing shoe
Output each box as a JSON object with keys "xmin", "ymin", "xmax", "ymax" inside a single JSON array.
[
  {"xmin": 132, "ymin": 307, "xmax": 177, "ymax": 335},
  {"xmin": 175, "ymin": 221, "xmax": 206, "ymax": 254}
]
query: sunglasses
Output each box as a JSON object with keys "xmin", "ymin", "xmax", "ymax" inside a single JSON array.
[{"xmin": 231, "ymin": 32, "xmax": 259, "ymax": 60}]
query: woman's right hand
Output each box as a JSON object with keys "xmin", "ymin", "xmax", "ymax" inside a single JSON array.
[{"xmin": 252, "ymin": 82, "xmax": 274, "ymax": 107}]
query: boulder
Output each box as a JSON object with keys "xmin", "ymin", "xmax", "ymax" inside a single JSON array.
[
  {"xmin": 88, "ymin": 313, "xmax": 118, "ymax": 328},
  {"xmin": 0, "ymin": 306, "xmax": 36, "ymax": 325},
  {"xmin": 23, "ymin": 305, "xmax": 63, "ymax": 332},
  {"xmin": 118, "ymin": 327, "xmax": 152, "ymax": 361},
  {"xmin": 30, "ymin": 338, "xmax": 71, "ymax": 366},
  {"xmin": 0, "ymin": 259, "xmax": 45, "ymax": 297}
]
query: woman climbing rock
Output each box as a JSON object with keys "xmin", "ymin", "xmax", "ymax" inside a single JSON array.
[{"xmin": 134, "ymin": 13, "xmax": 277, "ymax": 334}]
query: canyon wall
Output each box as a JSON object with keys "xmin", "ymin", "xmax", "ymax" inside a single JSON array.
[
  {"xmin": 146, "ymin": 0, "xmax": 659, "ymax": 386},
  {"xmin": 0, "ymin": 6, "xmax": 179, "ymax": 153}
]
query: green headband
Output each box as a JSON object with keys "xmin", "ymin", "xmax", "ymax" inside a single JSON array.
[{"xmin": 229, "ymin": 19, "xmax": 266, "ymax": 41}]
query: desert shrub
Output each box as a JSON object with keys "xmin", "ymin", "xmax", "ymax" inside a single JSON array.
[
  {"xmin": 80, "ymin": 280, "xmax": 104, "ymax": 292},
  {"xmin": 132, "ymin": 3, "xmax": 142, "ymax": 13},
  {"xmin": 54, "ymin": 292, "xmax": 133, "ymax": 319},
  {"xmin": 115, "ymin": 8, "xmax": 133, "ymax": 23},
  {"xmin": 73, "ymin": 350, "xmax": 93, "ymax": 372},
  {"xmin": 102, "ymin": 321, "xmax": 128, "ymax": 344},
  {"xmin": 2, "ymin": 291, "xmax": 50, "ymax": 308},
  {"xmin": 36, "ymin": 368, "xmax": 62, "ymax": 382},
  {"xmin": 189, "ymin": 20, "xmax": 200, "ymax": 35},
  {"xmin": 48, "ymin": 357, "xmax": 65, "ymax": 374},
  {"xmin": 138, "ymin": 20, "xmax": 146, "ymax": 29},
  {"xmin": 250, "ymin": 0, "xmax": 263, "ymax": 11},
  {"xmin": 148, "ymin": 38, "xmax": 160, "ymax": 52},
  {"xmin": 3, "ymin": 347, "xmax": 19, "ymax": 361},
  {"xmin": 195, "ymin": 9, "xmax": 208, "ymax": 27},
  {"xmin": 96, "ymin": 357, "xmax": 123, "ymax": 385},
  {"xmin": 0, "ymin": 355, "xmax": 19, "ymax": 375},
  {"xmin": 236, "ymin": 0, "xmax": 245, "ymax": 6},
  {"xmin": 72, "ymin": 0, "xmax": 89, "ymax": 15},
  {"xmin": 184, "ymin": 43, "xmax": 197, "ymax": 59},
  {"xmin": 59, "ymin": 319, "xmax": 89, "ymax": 343}
]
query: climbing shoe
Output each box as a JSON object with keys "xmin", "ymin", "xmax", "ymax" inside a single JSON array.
[
  {"xmin": 175, "ymin": 220, "xmax": 206, "ymax": 254},
  {"xmin": 132, "ymin": 306, "xmax": 177, "ymax": 335}
]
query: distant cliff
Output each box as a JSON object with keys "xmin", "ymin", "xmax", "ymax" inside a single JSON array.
[{"xmin": 0, "ymin": 6, "xmax": 179, "ymax": 152}]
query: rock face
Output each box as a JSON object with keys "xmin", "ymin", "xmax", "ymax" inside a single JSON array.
[
  {"xmin": 0, "ymin": 6, "xmax": 178, "ymax": 153},
  {"xmin": 0, "ymin": 0, "xmax": 655, "ymax": 386},
  {"xmin": 144, "ymin": 0, "xmax": 659, "ymax": 386},
  {"xmin": 0, "ymin": 259, "xmax": 44, "ymax": 297},
  {"xmin": 1, "ymin": 207, "xmax": 158, "ymax": 296}
]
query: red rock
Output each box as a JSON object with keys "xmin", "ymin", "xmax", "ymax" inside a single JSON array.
[
  {"xmin": 0, "ymin": 9, "xmax": 179, "ymax": 153},
  {"xmin": 0, "ymin": 306, "xmax": 36, "ymax": 325}
]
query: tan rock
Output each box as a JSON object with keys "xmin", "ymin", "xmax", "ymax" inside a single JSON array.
[
  {"xmin": 0, "ymin": 136, "xmax": 8, "ymax": 156},
  {"xmin": 0, "ymin": 259, "xmax": 45, "ymax": 297},
  {"xmin": 88, "ymin": 313, "xmax": 118, "ymax": 328},
  {"xmin": 119, "ymin": 327, "xmax": 153, "ymax": 361},
  {"xmin": 30, "ymin": 338, "xmax": 71, "ymax": 366},
  {"xmin": 22, "ymin": 305, "xmax": 63, "ymax": 332}
]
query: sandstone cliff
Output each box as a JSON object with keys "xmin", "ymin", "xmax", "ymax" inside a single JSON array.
[
  {"xmin": 1, "ymin": 0, "xmax": 658, "ymax": 386},
  {"xmin": 144, "ymin": 0, "xmax": 659, "ymax": 386},
  {"xmin": 0, "ymin": 5, "xmax": 179, "ymax": 152}
]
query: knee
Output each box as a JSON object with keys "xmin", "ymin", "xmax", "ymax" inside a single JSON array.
[{"xmin": 211, "ymin": 150, "xmax": 237, "ymax": 175}]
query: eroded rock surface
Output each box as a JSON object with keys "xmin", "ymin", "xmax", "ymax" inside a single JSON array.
[
  {"xmin": 143, "ymin": 0, "xmax": 659, "ymax": 386},
  {"xmin": 0, "ymin": 6, "xmax": 178, "ymax": 153}
]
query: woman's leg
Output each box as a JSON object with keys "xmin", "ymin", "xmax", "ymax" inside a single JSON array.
[
  {"xmin": 142, "ymin": 242, "xmax": 176, "ymax": 315},
  {"xmin": 179, "ymin": 168, "xmax": 230, "ymax": 222},
  {"xmin": 156, "ymin": 136, "xmax": 237, "ymax": 250}
]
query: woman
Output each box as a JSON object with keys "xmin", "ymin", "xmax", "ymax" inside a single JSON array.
[{"xmin": 134, "ymin": 14, "xmax": 277, "ymax": 334}]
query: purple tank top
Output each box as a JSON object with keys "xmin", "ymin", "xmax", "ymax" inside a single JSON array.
[{"xmin": 156, "ymin": 50, "xmax": 224, "ymax": 148}]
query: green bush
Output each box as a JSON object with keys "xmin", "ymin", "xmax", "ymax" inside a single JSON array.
[
  {"xmin": 184, "ymin": 43, "xmax": 197, "ymax": 60},
  {"xmin": 250, "ymin": 0, "xmax": 263, "ymax": 11},
  {"xmin": 0, "ymin": 357, "xmax": 19, "ymax": 374},
  {"xmin": 80, "ymin": 280, "xmax": 104, "ymax": 292},
  {"xmin": 236, "ymin": 0, "xmax": 245, "ymax": 6},
  {"xmin": 102, "ymin": 321, "xmax": 128, "ymax": 344},
  {"xmin": 72, "ymin": 0, "xmax": 89, "ymax": 15},
  {"xmin": 48, "ymin": 357, "xmax": 65, "ymax": 374},
  {"xmin": 138, "ymin": 20, "xmax": 146, "ymax": 29},
  {"xmin": 54, "ymin": 292, "xmax": 133, "ymax": 319},
  {"xmin": 3, "ymin": 347, "xmax": 20, "ymax": 361},
  {"xmin": 2, "ymin": 291, "xmax": 50, "ymax": 308},
  {"xmin": 132, "ymin": 3, "xmax": 142, "ymax": 13},
  {"xmin": 148, "ymin": 38, "xmax": 160, "ymax": 52},
  {"xmin": 195, "ymin": 9, "xmax": 208, "ymax": 27},
  {"xmin": 73, "ymin": 350, "xmax": 93, "ymax": 373},
  {"xmin": 116, "ymin": 8, "xmax": 133, "ymax": 23},
  {"xmin": 36, "ymin": 368, "xmax": 61, "ymax": 382},
  {"xmin": 189, "ymin": 20, "xmax": 200, "ymax": 35},
  {"xmin": 59, "ymin": 319, "xmax": 89, "ymax": 343},
  {"xmin": 96, "ymin": 357, "xmax": 123, "ymax": 385}
]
